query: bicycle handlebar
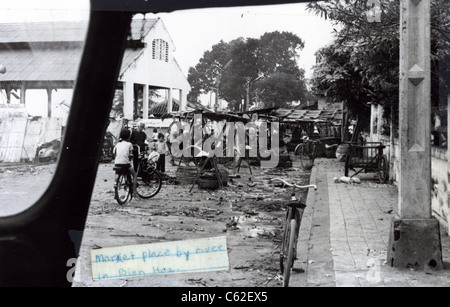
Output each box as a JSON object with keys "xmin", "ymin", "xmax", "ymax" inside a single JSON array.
[{"xmin": 270, "ymin": 178, "xmax": 317, "ymax": 190}]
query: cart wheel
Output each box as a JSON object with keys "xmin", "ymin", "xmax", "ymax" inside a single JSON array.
[{"xmin": 378, "ymin": 154, "xmax": 389, "ymax": 183}]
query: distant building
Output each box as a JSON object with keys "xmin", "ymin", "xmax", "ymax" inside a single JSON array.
[{"xmin": 0, "ymin": 18, "xmax": 191, "ymax": 120}]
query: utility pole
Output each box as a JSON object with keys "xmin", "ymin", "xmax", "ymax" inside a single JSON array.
[
  {"xmin": 214, "ymin": 59, "xmax": 232, "ymax": 112},
  {"xmin": 244, "ymin": 75, "xmax": 262, "ymax": 112},
  {"xmin": 387, "ymin": 0, "xmax": 443, "ymax": 270},
  {"xmin": 245, "ymin": 77, "xmax": 252, "ymax": 112}
]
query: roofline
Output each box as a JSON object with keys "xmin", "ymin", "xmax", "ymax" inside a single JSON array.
[
  {"xmin": 119, "ymin": 48, "xmax": 146, "ymax": 79},
  {"xmin": 154, "ymin": 17, "xmax": 176, "ymax": 52}
]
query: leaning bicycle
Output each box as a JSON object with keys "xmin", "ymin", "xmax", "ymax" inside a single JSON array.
[
  {"xmin": 114, "ymin": 151, "xmax": 162, "ymax": 205},
  {"xmin": 270, "ymin": 178, "xmax": 317, "ymax": 287},
  {"xmin": 294, "ymin": 139, "xmax": 321, "ymax": 169}
]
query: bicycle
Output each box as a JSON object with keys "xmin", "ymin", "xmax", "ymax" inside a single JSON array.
[
  {"xmin": 114, "ymin": 151, "xmax": 162, "ymax": 205},
  {"xmin": 270, "ymin": 178, "xmax": 317, "ymax": 287},
  {"xmin": 294, "ymin": 138, "xmax": 321, "ymax": 168}
]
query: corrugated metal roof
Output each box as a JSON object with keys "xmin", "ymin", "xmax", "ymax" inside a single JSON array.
[
  {"xmin": 149, "ymin": 100, "xmax": 180, "ymax": 115},
  {"xmin": 0, "ymin": 21, "xmax": 88, "ymax": 43},
  {"xmin": 0, "ymin": 18, "xmax": 158, "ymax": 43},
  {"xmin": 0, "ymin": 18, "xmax": 157, "ymax": 82},
  {"xmin": 148, "ymin": 100, "xmax": 211, "ymax": 116},
  {"xmin": 129, "ymin": 18, "xmax": 158, "ymax": 41},
  {"xmin": 271, "ymin": 108, "xmax": 343, "ymax": 123},
  {"xmin": 0, "ymin": 47, "xmax": 144, "ymax": 82}
]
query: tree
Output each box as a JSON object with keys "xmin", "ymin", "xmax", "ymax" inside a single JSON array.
[
  {"xmin": 187, "ymin": 31, "xmax": 309, "ymax": 111},
  {"xmin": 307, "ymin": 0, "xmax": 450, "ymax": 136}
]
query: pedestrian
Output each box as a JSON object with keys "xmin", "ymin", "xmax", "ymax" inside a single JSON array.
[
  {"xmin": 152, "ymin": 128, "xmax": 159, "ymax": 142},
  {"xmin": 167, "ymin": 129, "xmax": 178, "ymax": 166},
  {"xmin": 130, "ymin": 122, "xmax": 149, "ymax": 171},
  {"xmin": 113, "ymin": 129, "xmax": 137, "ymax": 197},
  {"xmin": 150, "ymin": 132, "xmax": 169, "ymax": 173}
]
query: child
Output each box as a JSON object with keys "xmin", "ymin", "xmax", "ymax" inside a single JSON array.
[
  {"xmin": 151, "ymin": 133, "xmax": 169, "ymax": 173},
  {"xmin": 113, "ymin": 129, "xmax": 137, "ymax": 197}
]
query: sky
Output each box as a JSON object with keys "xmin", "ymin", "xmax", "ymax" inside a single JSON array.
[
  {"xmin": 152, "ymin": 4, "xmax": 335, "ymax": 78},
  {"xmin": 0, "ymin": 0, "xmax": 336, "ymax": 115}
]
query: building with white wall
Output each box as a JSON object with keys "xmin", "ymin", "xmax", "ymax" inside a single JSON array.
[{"xmin": 0, "ymin": 17, "xmax": 191, "ymax": 120}]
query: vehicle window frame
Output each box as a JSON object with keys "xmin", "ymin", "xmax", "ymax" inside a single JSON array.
[{"xmin": 0, "ymin": 0, "xmax": 312, "ymax": 287}]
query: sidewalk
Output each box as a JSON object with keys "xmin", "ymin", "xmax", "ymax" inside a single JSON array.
[{"xmin": 291, "ymin": 158, "xmax": 450, "ymax": 287}]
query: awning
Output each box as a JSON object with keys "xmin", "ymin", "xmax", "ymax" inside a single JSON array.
[{"xmin": 270, "ymin": 108, "xmax": 343, "ymax": 124}]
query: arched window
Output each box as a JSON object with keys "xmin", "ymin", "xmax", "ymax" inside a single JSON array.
[{"xmin": 152, "ymin": 39, "xmax": 169, "ymax": 62}]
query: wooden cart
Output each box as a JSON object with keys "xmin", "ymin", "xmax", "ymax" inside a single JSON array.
[{"xmin": 344, "ymin": 142, "xmax": 389, "ymax": 183}]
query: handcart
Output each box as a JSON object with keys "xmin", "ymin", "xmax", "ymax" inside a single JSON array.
[{"xmin": 344, "ymin": 142, "xmax": 389, "ymax": 183}]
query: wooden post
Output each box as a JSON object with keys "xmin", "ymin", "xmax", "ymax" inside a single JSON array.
[
  {"xmin": 387, "ymin": 0, "xmax": 443, "ymax": 270},
  {"xmin": 20, "ymin": 84, "xmax": 26, "ymax": 106},
  {"xmin": 5, "ymin": 85, "xmax": 11, "ymax": 104}
]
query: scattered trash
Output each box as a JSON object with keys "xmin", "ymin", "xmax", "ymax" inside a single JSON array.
[
  {"xmin": 334, "ymin": 176, "xmax": 361, "ymax": 184},
  {"xmin": 234, "ymin": 265, "xmax": 250, "ymax": 270}
]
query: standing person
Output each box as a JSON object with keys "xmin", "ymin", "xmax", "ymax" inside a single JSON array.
[
  {"xmin": 151, "ymin": 133, "xmax": 169, "ymax": 173},
  {"xmin": 113, "ymin": 129, "xmax": 137, "ymax": 197},
  {"xmin": 167, "ymin": 128, "xmax": 178, "ymax": 166},
  {"xmin": 130, "ymin": 122, "xmax": 149, "ymax": 171},
  {"xmin": 152, "ymin": 128, "xmax": 159, "ymax": 142}
]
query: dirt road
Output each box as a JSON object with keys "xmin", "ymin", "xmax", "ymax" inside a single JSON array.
[{"xmin": 0, "ymin": 159, "xmax": 311, "ymax": 287}]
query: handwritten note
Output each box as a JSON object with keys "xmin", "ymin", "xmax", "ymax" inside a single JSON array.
[{"xmin": 90, "ymin": 236, "xmax": 229, "ymax": 281}]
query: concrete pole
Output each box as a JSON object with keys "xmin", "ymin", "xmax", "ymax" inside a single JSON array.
[
  {"xmin": 167, "ymin": 88, "xmax": 172, "ymax": 113},
  {"xmin": 370, "ymin": 103, "xmax": 377, "ymax": 139},
  {"xmin": 245, "ymin": 81, "xmax": 250, "ymax": 112},
  {"xmin": 215, "ymin": 82, "xmax": 220, "ymax": 111},
  {"xmin": 387, "ymin": 0, "xmax": 443, "ymax": 269},
  {"xmin": 46, "ymin": 88, "xmax": 53, "ymax": 118},
  {"xmin": 377, "ymin": 104, "xmax": 383, "ymax": 138},
  {"xmin": 143, "ymin": 85, "xmax": 149, "ymax": 120},
  {"xmin": 123, "ymin": 81, "xmax": 134, "ymax": 120},
  {"xmin": 179, "ymin": 89, "xmax": 186, "ymax": 112}
]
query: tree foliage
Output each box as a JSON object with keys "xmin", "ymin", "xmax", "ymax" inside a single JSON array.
[
  {"xmin": 187, "ymin": 31, "xmax": 308, "ymax": 111},
  {"xmin": 308, "ymin": 0, "xmax": 450, "ymax": 131}
]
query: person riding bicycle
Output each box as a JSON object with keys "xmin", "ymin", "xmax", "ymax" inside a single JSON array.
[{"xmin": 113, "ymin": 129, "xmax": 137, "ymax": 198}]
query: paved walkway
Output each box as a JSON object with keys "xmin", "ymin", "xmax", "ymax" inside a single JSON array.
[{"xmin": 291, "ymin": 158, "xmax": 450, "ymax": 287}]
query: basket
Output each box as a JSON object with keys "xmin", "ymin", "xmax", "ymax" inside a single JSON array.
[
  {"xmin": 176, "ymin": 166, "xmax": 198, "ymax": 184},
  {"xmin": 197, "ymin": 176, "xmax": 220, "ymax": 190}
]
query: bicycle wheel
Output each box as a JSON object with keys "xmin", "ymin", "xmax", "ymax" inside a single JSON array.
[
  {"xmin": 280, "ymin": 208, "xmax": 295, "ymax": 274},
  {"xmin": 136, "ymin": 170, "xmax": 162, "ymax": 199},
  {"xmin": 283, "ymin": 219, "xmax": 297, "ymax": 287},
  {"xmin": 378, "ymin": 154, "xmax": 389, "ymax": 183},
  {"xmin": 115, "ymin": 172, "xmax": 131, "ymax": 205}
]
